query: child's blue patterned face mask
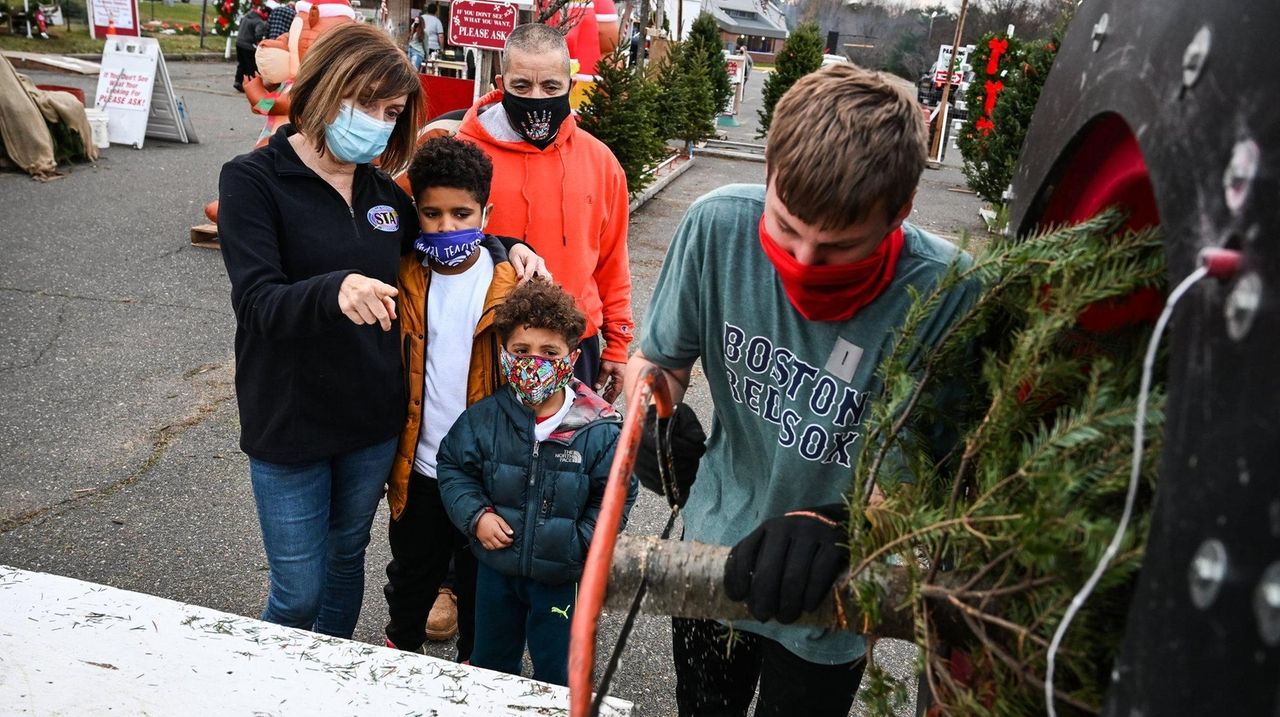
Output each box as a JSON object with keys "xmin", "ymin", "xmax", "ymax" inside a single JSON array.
[
  {"xmin": 501, "ymin": 349, "xmax": 579, "ymax": 405},
  {"xmin": 414, "ymin": 227, "xmax": 484, "ymax": 267}
]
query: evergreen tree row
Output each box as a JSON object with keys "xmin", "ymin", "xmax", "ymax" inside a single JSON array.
[
  {"xmin": 577, "ymin": 49, "xmax": 669, "ymax": 196},
  {"xmin": 577, "ymin": 12, "xmax": 731, "ymax": 196}
]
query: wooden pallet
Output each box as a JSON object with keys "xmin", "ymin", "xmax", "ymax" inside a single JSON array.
[
  {"xmin": 1, "ymin": 50, "xmax": 100, "ymax": 75},
  {"xmin": 189, "ymin": 223, "xmax": 219, "ymax": 250}
]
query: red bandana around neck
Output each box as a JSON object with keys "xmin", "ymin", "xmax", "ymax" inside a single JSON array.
[{"xmin": 757, "ymin": 215, "xmax": 904, "ymax": 322}]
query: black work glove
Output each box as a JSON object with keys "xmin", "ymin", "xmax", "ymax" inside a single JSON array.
[
  {"xmin": 632, "ymin": 403, "xmax": 706, "ymax": 508},
  {"xmin": 723, "ymin": 503, "xmax": 850, "ymax": 624}
]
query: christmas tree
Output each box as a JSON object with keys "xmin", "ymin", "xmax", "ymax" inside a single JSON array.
[
  {"xmin": 958, "ymin": 33, "xmax": 1060, "ymax": 207},
  {"xmin": 848, "ymin": 212, "xmax": 1167, "ymax": 715},
  {"xmin": 686, "ymin": 12, "xmax": 733, "ymax": 118},
  {"xmin": 757, "ymin": 21, "xmax": 823, "ymax": 138},
  {"xmin": 215, "ymin": 0, "xmax": 254, "ymax": 35},
  {"xmin": 578, "ymin": 50, "xmax": 670, "ymax": 195},
  {"xmin": 652, "ymin": 41, "xmax": 718, "ymax": 146}
]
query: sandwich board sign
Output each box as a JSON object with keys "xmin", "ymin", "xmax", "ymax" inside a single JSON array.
[{"xmin": 94, "ymin": 36, "xmax": 198, "ymax": 148}]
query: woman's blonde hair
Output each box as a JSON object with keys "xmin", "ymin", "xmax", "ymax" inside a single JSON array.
[{"xmin": 289, "ymin": 24, "xmax": 423, "ymax": 173}]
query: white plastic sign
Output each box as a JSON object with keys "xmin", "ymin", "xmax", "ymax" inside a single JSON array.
[
  {"xmin": 94, "ymin": 36, "xmax": 196, "ymax": 148},
  {"xmin": 95, "ymin": 36, "xmax": 156, "ymax": 147},
  {"xmin": 933, "ymin": 43, "xmax": 975, "ymax": 82}
]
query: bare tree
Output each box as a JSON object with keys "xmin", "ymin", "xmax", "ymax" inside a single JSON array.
[
  {"xmin": 783, "ymin": 0, "xmax": 1066, "ymax": 79},
  {"xmin": 966, "ymin": 0, "xmax": 1070, "ymax": 40}
]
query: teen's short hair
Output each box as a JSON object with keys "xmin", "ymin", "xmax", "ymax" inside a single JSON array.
[
  {"xmin": 494, "ymin": 279, "xmax": 586, "ymax": 351},
  {"xmin": 407, "ymin": 136, "xmax": 493, "ymax": 205},
  {"xmin": 765, "ymin": 63, "xmax": 926, "ymax": 229},
  {"xmin": 288, "ymin": 24, "xmax": 422, "ymax": 174}
]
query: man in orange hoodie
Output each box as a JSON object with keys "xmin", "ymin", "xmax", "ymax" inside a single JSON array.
[{"xmin": 456, "ymin": 23, "xmax": 633, "ymax": 403}]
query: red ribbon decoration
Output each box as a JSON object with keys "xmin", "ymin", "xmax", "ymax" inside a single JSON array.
[
  {"xmin": 986, "ymin": 37, "xmax": 1009, "ymax": 75},
  {"xmin": 983, "ymin": 79, "xmax": 1004, "ymax": 116},
  {"xmin": 974, "ymin": 37, "xmax": 1009, "ymax": 140}
]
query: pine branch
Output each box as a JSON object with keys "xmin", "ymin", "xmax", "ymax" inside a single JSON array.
[{"xmin": 842, "ymin": 212, "xmax": 1167, "ymax": 714}]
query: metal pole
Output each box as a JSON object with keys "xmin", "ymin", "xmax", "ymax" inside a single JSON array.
[
  {"xmin": 675, "ymin": 0, "xmax": 681, "ymax": 40},
  {"xmin": 931, "ymin": 103, "xmax": 949, "ymax": 164},
  {"xmin": 199, "ymin": 0, "xmax": 207, "ymax": 48},
  {"xmin": 24, "ymin": 0, "xmax": 33, "ymax": 38},
  {"xmin": 636, "ymin": 0, "xmax": 650, "ymax": 72},
  {"xmin": 477, "ymin": 48, "xmax": 496, "ymax": 96},
  {"xmin": 929, "ymin": 0, "xmax": 967, "ymax": 164}
]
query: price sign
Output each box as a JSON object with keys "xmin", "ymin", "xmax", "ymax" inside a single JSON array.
[
  {"xmin": 89, "ymin": 0, "xmax": 140, "ymax": 37},
  {"xmin": 725, "ymin": 55, "xmax": 745, "ymax": 85},
  {"xmin": 933, "ymin": 69, "xmax": 964, "ymax": 85},
  {"xmin": 722, "ymin": 53, "xmax": 746, "ymax": 115},
  {"xmin": 447, "ymin": 0, "xmax": 519, "ymax": 51}
]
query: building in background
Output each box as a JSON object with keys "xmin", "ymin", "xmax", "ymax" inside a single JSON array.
[{"xmin": 705, "ymin": 0, "xmax": 787, "ymax": 62}]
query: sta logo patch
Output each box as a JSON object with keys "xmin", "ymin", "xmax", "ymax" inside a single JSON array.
[{"xmin": 366, "ymin": 205, "xmax": 399, "ymax": 232}]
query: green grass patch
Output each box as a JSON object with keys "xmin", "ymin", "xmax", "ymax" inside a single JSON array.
[
  {"xmin": 135, "ymin": 0, "xmax": 209, "ymax": 24},
  {"xmin": 0, "ymin": 25, "xmax": 224, "ymax": 55}
]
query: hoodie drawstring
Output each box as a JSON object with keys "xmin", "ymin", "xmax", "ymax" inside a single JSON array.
[
  {"xmin": 520, "ymin": 152, "xmax": 532, "ymax": 244},
  {"xmin": 516, "ymin": 136, "xmax": 569, "ymax": 248},
  {"xmin": 558, "ymin": 146, "xmax": 568, "ymax": 246}
]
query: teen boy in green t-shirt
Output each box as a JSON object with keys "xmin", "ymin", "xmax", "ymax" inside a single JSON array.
[{"xmin": 626, "ymin": 63, "xmax": 979, "ymax": 716}]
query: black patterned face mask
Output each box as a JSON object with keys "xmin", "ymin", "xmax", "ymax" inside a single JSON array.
[{"xmin": 501, "ymin": 91, "xmax": 572, "ymax": 150}]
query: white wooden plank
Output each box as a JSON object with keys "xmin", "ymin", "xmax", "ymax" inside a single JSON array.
[
  {"xmin": 0, "ymin": 51, "xmax": 101, "ymax": 75},
  {"xmin": 0, "ymin": 566, "xmax": 631, "ymax": 716}
]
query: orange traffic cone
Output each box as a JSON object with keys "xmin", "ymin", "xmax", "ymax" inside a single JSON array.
[{"xmin": 106, "ymin": 15, "xmax": 116, "ymax": 35}]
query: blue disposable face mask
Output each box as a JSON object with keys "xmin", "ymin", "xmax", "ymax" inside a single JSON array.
[
  {"xmin": 413, "ymin": 227, "xmax": 485, "ymax": 267},
  {"xmin": 324, "ymin": 102, "xmax": 396, "ymax": 164}
]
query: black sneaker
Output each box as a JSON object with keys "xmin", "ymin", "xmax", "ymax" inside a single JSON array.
[{"xmin": 383, "ymin": 637, "xmax": 425, "ymax": 655}]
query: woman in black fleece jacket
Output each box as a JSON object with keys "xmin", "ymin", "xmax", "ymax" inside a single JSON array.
[{"xmin": 217, "ymin": 24, "xmax": 542, "ymax": 638}]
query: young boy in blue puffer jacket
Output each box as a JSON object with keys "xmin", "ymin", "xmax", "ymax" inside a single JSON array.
[{"xmin": 436, "ymin": 278, "xmax": 636, "ymax": 686}]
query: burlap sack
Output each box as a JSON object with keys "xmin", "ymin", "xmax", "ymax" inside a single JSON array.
[{"xmin": 0, "ymin": 53, "xmax": 98, "ymax": 180}]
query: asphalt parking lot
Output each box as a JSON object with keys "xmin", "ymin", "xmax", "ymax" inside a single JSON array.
[{"xmin": 0, "ymin": 57, "xmax": 986, "ymax": 715}]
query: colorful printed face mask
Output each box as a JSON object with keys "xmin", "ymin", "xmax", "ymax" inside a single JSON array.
[
  {"xmin": 414, "ymin": 227, "xmax": 484, "ymax": 267},
  {"xmin": 501, "ymin": 349, "xmax": 579, "ymax": 405}
]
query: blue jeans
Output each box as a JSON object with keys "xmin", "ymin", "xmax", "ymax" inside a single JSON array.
[
  {"xmin": 471, "ymin": 562, "xmax": 577, "ymax": 685},
  {"xmin": 249, "ymin": 437, "xmax": 396, "ymax": 638}
]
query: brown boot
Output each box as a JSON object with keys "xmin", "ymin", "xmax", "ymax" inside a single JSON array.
[{"xmin": 425, "ymin": 587, "xmax": 459, "ymax": 641}]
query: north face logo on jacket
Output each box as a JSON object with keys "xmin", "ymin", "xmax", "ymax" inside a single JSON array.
[{"xmin": 554, "ymin": 449, "xmax": 582, "ymax": 464}]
